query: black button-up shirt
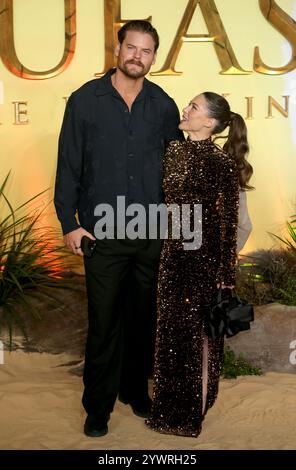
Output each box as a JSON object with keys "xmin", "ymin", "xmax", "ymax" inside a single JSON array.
[{"xmin": 54, "ymin": 69, "xmax": 184, "ymax": 235}]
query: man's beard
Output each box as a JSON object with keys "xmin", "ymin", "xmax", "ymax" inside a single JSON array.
[{"xmin": 118, "ymin": 59, "xmax": 147, "ymax": 78}]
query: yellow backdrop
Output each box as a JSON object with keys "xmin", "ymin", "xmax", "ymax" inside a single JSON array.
[{"xmin": 1, "ymin": 0, "xmax": 296, "ymax": 253}]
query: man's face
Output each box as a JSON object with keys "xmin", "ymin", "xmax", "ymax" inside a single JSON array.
[{"xmin": 115, "ymin": 31, "xmax": 157, "ymax": 78}]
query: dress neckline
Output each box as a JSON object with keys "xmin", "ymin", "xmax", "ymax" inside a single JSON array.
[{"xmin": 186, "ymin": 136, "xmax": 212, "ymax": 148}]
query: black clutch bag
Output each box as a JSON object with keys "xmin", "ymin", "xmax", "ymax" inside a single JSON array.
[{"xmin": 205, "ymin": 289, "xmax": 254, "ymax": 340}]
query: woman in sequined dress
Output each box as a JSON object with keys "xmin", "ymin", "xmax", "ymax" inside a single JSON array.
[{"xmin": 146, "ymin": 92, "xmax": 253, "ymax": 438}]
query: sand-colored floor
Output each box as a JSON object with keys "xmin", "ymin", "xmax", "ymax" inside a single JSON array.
[{"xmin": 0, "ymin": 351, "xmax": 295, "ymax": 450}]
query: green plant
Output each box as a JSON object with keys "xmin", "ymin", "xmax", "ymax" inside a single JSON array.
[
  {"xmin": 235, "ymin": 209, "xmax": 296, "ymax": 306},
  {"xmin": 270, "ymin": 214, "xmax": 296, "ymax": 254},
  {"xmin": 236, "ymin": 248, "xmax": 296, "ymax": 306},
  {"xmin": 273, "ymin": 275, "xmax": 296, "ymax": 305},
  {"xmin": 222, "ymin": 346, "xmax": 262, "ymax": 379},
  {"xmin": 236, "ymin": 255, "xmax": 269, "ymax": 305},
  {"xmin": 0, "ymin": 173, "xmax": 77, "ymax": 346},
  {"xmin": 263, "ymin": 212, "xmax": 296, "ymax": 305}
]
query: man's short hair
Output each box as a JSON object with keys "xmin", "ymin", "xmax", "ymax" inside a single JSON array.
[{"xmin": 117, "ymin": 20, "xmax": 159, "ymax": 52}]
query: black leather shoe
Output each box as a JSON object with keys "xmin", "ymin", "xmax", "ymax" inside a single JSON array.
[
  {"xmin": 84, "ymin": 414, "xmax": 109, "ymax": 437},
  {"xmin": 118, "ymin": 395, "xmax": 152, "ymax": 419}
]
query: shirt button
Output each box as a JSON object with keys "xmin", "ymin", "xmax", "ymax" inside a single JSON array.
[
  {"xmin": 128, "ymin": 153, "xmax": 133, "ymax": 158},
  {"xmin": 129, "ymin": 175, "xmax": 134, "ymax": 180}
]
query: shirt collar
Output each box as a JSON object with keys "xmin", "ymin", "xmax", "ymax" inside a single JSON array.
[
  {"xmin": 94, "ymin": 68, "xmax": 158, "ymax": 98},
  {"xmin": 94, "ymin": 68, "xmax": 116, "ymax": 96}
]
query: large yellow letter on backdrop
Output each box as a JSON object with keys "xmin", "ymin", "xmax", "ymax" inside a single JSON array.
[
  {"xmin": 254, "ymin": 0, "xmax": 296, "ymax": 75},
  {"xmin": 151, "ymin": 0, "xmax": 251, "ymax": 76},
  {"xmin": 0, "ymin": 0, "xmax": 76, "ymax": 79}
]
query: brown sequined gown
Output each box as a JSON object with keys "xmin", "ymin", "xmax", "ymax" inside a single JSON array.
[{"xmin": 146, "ymin": 137, "xmax": 239, "ymax": 437}]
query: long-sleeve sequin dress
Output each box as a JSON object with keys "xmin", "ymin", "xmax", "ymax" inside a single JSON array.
[{"xmin": 146, "ymin": 137, "xmax": 239, "ymax": 438}]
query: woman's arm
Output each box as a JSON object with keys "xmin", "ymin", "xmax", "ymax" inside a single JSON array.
[
  {"xmin": 237, "ymin": 190, "xmax": 253, "ymax": 253},
  {"xmin": 216, "ymin": 158, "xmax": 240, "ymax": 286}
]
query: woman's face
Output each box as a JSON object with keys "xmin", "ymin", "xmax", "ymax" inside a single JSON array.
[{"xmin": 179, "ymin": 94, "xmax": 214, "ymax": 133}]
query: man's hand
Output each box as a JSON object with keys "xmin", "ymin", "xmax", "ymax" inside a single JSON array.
[{"xmin": 63, "ymin": 228, "xmax": 96, "ymax": 257}]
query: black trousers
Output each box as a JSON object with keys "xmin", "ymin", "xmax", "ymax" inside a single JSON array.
[{"xmin": 82, "ymin": 238, "xmax": 162, "ymax": 419}]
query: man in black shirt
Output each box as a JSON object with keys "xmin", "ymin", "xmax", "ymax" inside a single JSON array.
[{"xmin": 54, "ymin": 20, "xmax": 183, "ymax": 437}]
